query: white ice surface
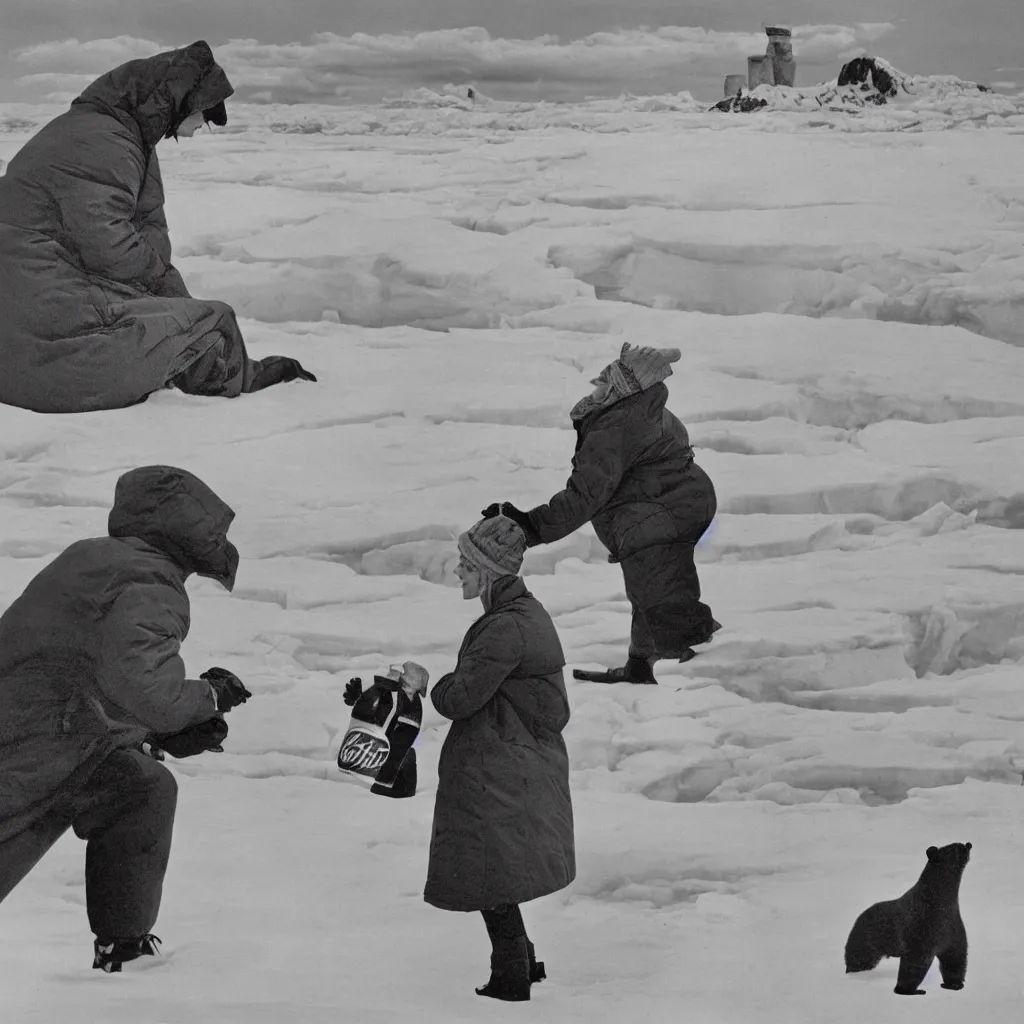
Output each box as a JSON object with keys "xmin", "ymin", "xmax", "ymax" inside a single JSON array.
[{"xmin": 2, "ymin": 88, "xmax": 1024, "ymax": 1022}]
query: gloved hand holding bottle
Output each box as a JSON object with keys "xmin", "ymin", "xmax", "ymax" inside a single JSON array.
[{"xmin": 338, "ymin": 661, "xmax": 428, "ymax": 798}]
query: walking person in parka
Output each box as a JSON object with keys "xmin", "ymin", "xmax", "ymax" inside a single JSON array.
[
  {"xmin": 0, "ymin": 465, "xmax": 252, "ymax": 972},
  {"xmin": 425, "ymin": 516, "xmax": 575, "ymax": 1002},
  {"xmin": 486, "ymin": 342, "xmax": 720, "ymax": 685},
  {"xmin": 0, "ymin": 40, "xmax": 315, "ymax": 414}
]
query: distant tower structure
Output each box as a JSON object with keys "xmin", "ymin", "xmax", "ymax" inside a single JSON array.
[
  {"xmin": 747, "ymin": 54, "xmax": 773, "ymax": 90},
  {"xmin": 746, "ymin": 26, "xmax": 796, "ymax": 90},
  {"xmin": 765, "ymin": 26, "xmax": 796, "ymax": 86}
]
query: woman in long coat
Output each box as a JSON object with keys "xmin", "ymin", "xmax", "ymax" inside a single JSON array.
[
  {"xmin": 425, "ymin": 515, "xmax": 575, "ymax": 1002},
  {"xmin": 489, "ymin": 342, "xmax": 720, "ymax": 684},
  {"xmin": 0, "ymin": 40, "xmax": 314, "ymax": 413}
]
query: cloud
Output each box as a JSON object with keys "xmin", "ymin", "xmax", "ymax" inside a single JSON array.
[
  {"xmin": 13, "ymin": 35, "xmax": 167, "ymax": 74},
  {"xmin": 990, "ymin": 80, "xmax": 1017, "ymax": 90},
  {"xmin": 12, "ymin": 72, "xmax": 97, "ymax": 103},
  {"xmin": 218, "ymin": 24, "xmax": 898, "ymax": 87},
  {"xmin": 8, "ymin": 24, "xmax": 897, "ymax": 103},
  {"xmin": 15, "ymin": 72, "xmax": 96, "ymax": 90}
]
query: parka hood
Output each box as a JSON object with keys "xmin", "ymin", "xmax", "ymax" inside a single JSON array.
[
  {"xmin": 72, "ymin": 40, "xmax": 234, "ymax": 148},
  {"xmin": 107, "ymin": 465, "xmax": 238, "ymax": 590}
]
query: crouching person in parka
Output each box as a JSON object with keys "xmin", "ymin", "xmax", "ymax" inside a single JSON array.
[
  {"xmin": 487, "ymin": 342, "xmax": 720, "ymax": 685},
  {"xmin": 0, "ymin": 40, "xmax": 315, "ymax": 414},
  {"xmin": 0, "ymin": 465, "xmax": 252, "ymax": 972},
  {"xmin": 425, "ymin": 516, "xmax": 575, "ymax": 1002}
]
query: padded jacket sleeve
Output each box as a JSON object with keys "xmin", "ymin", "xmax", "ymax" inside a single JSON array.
[
  {"xmin": 96, "ymin": 581, "xmax": 217, "ymax": 734},
  {"xmin": 526, "ymin": 416, "xmax": 628, "ymax": 544},
  {"xmin": 431, "ymin": 615, "xmax": 524, "ymax": 721},
  {"xmin": 135, "ymin": 149, "xmax": 191, "ymax": 298},
  {"xmin": 56, "ymin": 127, "xmax": 169, "ymax": 288}
]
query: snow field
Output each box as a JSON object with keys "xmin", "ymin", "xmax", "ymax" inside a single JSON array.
[{"xmin": 2, "ymin": 86, "xmax": 1024, "ymax": 1020}]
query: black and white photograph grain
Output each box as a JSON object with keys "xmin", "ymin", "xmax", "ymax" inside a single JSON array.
[{"xmin": 1, "ymin": 0, "xmax": 1022, "ymax": 1019}]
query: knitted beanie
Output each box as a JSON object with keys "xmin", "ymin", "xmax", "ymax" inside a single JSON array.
[
  {"xmin": 458, "ymin": 515, "xmax": 526, "ymax": 577},
  {"xmin": 617, "ymin": 342, "xmax": 681, "ymax": 391}
]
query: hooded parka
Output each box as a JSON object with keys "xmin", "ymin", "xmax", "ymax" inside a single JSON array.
[
  {"xmin": 0, "ymin": 465, "xmax": 236, "ymax": 872},
  {"xmin": 424, "ymin": 577, "xmax": 575, "ymax": 912},
  {"xmin": 0, "ymin": 41, "xmax": 261, "ymax": 412}
]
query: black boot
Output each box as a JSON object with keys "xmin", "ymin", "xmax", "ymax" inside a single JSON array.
[
  {"xmin": 526, "ymin": 939, "xmax": 546, "ymax": 983},
  {"xmin": 701, "ymin": 619, "xmax": 723, "ymax": 644},
  {"xmin": 573, "ymin": 656, "xmax": 657, "ymax": 685},
  {"xmin": 92, "ymin": 934, "xmax": 162, "ymax": 973},
  {"xmin": 476, "ymin": 936, "xmax": 531, "ymax": 1001}
]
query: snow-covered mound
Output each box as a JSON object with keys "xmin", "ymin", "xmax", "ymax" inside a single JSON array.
[
  {"xmin": 383, "ymin": 84, "xmax": 491, "ymax": 109},
  {"xmin": 4, "ymin": 88, "xmax": 1024, "ymax": 1023},
  {"xmin": 6, "ymin": 96, "xmax": 1020, "ymax": 342},
  {"xmin": 718, "ymin": 57, "xmax": 1024, "ymax": 125}
]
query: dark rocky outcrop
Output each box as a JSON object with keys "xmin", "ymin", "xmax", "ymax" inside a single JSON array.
[
  {"xmin": 838, "ymin": 57, "xmax": 898, "ymax": 100},
  {"xmin": 712, "ymin": 92, "xmax": 769, "ymax": 113}
]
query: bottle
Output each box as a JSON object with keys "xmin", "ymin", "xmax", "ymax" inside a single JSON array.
[{"xmin": 337, "ymin": 663, "xmax": 427, "ymax": 798}]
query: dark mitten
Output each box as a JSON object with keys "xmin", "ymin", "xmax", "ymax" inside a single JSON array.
[
  {"xmin": 343, "ymin": 677, "xmax": 363, "ymax": 707},
  {"xmin": 480, "ymin": 503, "xmax": 502, "ymax": 520},
  {"xmin": 498, "ymin": 502, "xmax": 541, "ymax": 545},
  {"xmin": 249, "ymin": 356, "xmax": 317, "ymax": 391},
  {"xmin": 152, "ymin": 715, "xmax": 229, "ymax": 758},
  {"xmin": 201, "ymin": 667, "xmax": 252, "ymax": 712}
]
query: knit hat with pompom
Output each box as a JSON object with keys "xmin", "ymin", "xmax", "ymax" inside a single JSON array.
[
  {"xmin": 457, "ymin": 515, "xmax": 526, "ymax": 577},
  {"xmin": 616, "ymin": 342, "xmax": 681, "ymax": 391}
]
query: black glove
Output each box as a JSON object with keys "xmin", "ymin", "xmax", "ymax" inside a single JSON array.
[
  {"xmin": 343, "ymin": 677, "xmax": 363, "ymax": 707},
  {"xmin": 497, "ymin": 502, "xmax": 540, "ymax": 544},
  {"xmin": 250, "ymin": 355, "xmax": 317, "ymax": 391},
  {"xmin": 151, "ymin": 715, "xmax": 229, "ymax": 759},
  {"xmin": 480, "ymin": 502, "xmax": 502, "ymax": 519},
  {"xmin": 201, "ymin": 667, "xmax": 252, "ymax": 712}
]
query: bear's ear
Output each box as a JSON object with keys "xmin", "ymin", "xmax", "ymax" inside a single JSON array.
[
  {"xmin": 926, "ymin": 846, "xmax": 938, "ymax": 860},
  {"xmin": 964, "ymin": 842, "xmax": 972, "ymax": 852}
]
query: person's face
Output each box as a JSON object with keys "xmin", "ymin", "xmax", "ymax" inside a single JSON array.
[
  {"xmin": 176, "ymin": 110, "xmax": 206, "ymax": 137},
  {"xmin": 454, "ymin": 553, "xmax": 484, "ymax": 600},
  {"xmin": 589, "ymin": 364, "xmax": 615, "ymax": 403}
]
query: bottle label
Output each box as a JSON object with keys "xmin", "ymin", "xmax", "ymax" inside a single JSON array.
[{"xmin": 338, "ymin": 721, "xmax": 391, "ymax": 780}]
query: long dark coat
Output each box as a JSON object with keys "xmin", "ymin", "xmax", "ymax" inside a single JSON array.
[
  {"xmin": 0, "ymin": 41, "xmax": 257, "ymax": 412},
  {"xmin": 526, "ymin": 383, "xmax": 717, "ymax": 656},
  {"xmin": 424, "ymin": 577, "xmax": 575, "ymax": 912},
  {"xmin": 0, "ymin": 466, "xmax": 234, "ymax": 876}
]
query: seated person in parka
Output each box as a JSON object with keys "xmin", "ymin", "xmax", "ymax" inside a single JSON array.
[
  {"xmin": 0, "ymin": 40, "xmax": 315, "ymax": 414},
  {"xmin": 425, "ymin": 516, "xmax": 575, "ymax": 1003},
  {"xmin": 0, "ymin": 465, "xmax": 252, "ymax": 973},
  {"xmin": 487, "ymin": 343, "xmax": 720, "ymax": 684}
]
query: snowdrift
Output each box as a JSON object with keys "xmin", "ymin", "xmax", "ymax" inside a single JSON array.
[
  {"xmin": 715, "ymin": 56, "xmax": 1024, "ymax": 126},
  {"xmin": 3, "ymin": 84, "xmax": 1024, "ymax": 1023}
]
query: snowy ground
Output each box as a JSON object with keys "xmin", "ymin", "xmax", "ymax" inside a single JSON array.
[{"xmin": 2, "ymin": 91, "xmax": 1024, "ymax": 1022}]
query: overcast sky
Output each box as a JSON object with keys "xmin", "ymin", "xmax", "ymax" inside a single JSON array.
[{"xmin": 2, "ymin": 0, "xmax": 1020, "ymax": 106}]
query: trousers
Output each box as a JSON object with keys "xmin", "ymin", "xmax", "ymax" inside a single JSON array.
[{"xmin": 0, "ymin": 749, "xmax": 177, "ymax": 938}]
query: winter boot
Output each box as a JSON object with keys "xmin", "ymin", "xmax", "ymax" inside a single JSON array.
[
  {"xmin": 476, "ymin": 936, "xmax": 531, "ymax": 1001},
  {"xmin": 573, "ymin": 656, "xmax": 657, "ymax": 685},
  {"xmin": 526, "ymin": 939, "xmax": 546, "ymax": 983},
  {"xmin": 92, "ymin": 934, "xmax": 162, "ymax": 973},
  {"xmin": 680, "ymin": 620, "xmax": 723, "ymax": 662}
]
